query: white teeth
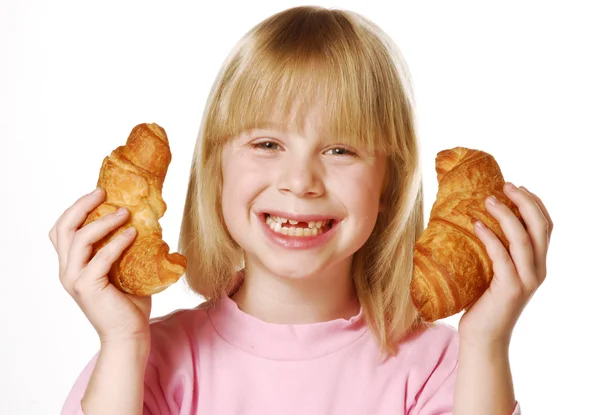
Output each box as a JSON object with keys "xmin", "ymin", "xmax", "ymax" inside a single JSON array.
[
  {"xmin": 267, "ymin": 214, "xmax": 331, "ymax": 228},
  {"xmin": 265, "ymin": 214, "xmax": 328, "ymax": 236}
]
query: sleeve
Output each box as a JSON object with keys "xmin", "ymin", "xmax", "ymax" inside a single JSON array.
[
  {"xmin": 407, "ymin": 356, "xmax": 458, "ymax": 415},
  {"xmin": 60, "ymin": 354, "xmax": 98, "ymax": 415},
  {"xmin": 405, "ymin": 324, "xmax": 459, "ymax": 415},
  {"xmin": 404, "ymin": 325, "xmax": 524, "ymax": 415},
  {"xmin": 513, "ymin": 401, "xmax": 522, "ymax": 414},
  {"xmin": 60, "ymin": 352, "xmax": 172, "ymax": 415},
  {"xmin": 61, "ymin": 310, "xmax": 202, "ymax": 415}
]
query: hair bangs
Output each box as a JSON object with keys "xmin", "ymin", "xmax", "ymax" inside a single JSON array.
[{"xmin": 207, "ymin": 9, "xmax": 404, "ymax": 155}]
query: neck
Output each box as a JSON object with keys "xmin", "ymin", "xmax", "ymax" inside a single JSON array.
[{"xmin": 230, "ymin": 257, "xmax": 360, "ymax": 324}]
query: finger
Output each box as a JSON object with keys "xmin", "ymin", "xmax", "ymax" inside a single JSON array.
[
  {"xmin": 474, "ymin": 220, "xmax": 525, "ymax": 301},
  {"xmin": 55, "ymin": 188, "xmax": 105, "ymax": 267},
  {"xmin": 62, "ymin": 207, "xmax": 131, "ymax": 288},
  {"xmin": 485, "ymin": 192, "xmax": 538, "ymax": 291},
  {"xmin": 520, "ymin": 186, "xmax": 553, "ymax": 236},
  {"xmin": 505, "ymin": 184, "xmax": 550, "ymax": 283},
  {"xmin": 70, "ymin": 226, "xmax": 137, "ymax": 298}
]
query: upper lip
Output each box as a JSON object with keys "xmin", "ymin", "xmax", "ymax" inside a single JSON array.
[{"xmin": 259, "ymin": 210, "xmax": 341, "ymax": 222}]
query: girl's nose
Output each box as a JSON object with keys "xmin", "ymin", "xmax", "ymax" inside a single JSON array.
[{"xmin": 276, "ymin": 157, "xmax": 325, "ymax": 198}]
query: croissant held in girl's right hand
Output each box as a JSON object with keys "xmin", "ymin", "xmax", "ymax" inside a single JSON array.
[
  {"xmin": 410, "ymin": 147, "xmax": 524, "ymax": 322},
  {"xmin": 82, "ymin": 123, "xmax": 187, "ymax": 296}
]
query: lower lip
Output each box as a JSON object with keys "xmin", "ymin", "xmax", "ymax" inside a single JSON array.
[{"xmin": 257, "ymin": 214, "xmax": 339, "ymax": 250}]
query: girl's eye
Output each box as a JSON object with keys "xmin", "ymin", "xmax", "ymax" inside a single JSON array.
[
  {"xmin": 252, "ymin": 141, "xmax": 280, "ymax": 151},
  {"xmin": 325, "ymin": 147, "xmax": 356, "ymax": 156}
]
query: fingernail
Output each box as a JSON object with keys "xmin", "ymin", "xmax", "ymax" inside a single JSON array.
[
  {"xmin": 124, "ymin": 227, "xmax": 136, "ymax": 236},
  {"xmin": 91, "ymin": 187, "xmax": 103, "ymax": 196},
  {"xmin": 505, "ymin": 182, "xmax": 517, "ymax": 192},
  {"xmin": 487, "ymin": 195, "xmax": 499, "ymax": 206},
  {"xmin": 115, "ymin": 207, "xmax": 128, "ymax": 217}
]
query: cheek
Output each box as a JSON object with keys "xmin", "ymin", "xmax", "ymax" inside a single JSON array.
[
  {"xmin": 329, "ymin": 166, "xmax": 384, "ymax": 221},
  {"xmin": 221, "ymin": 151, "xmax": 271, "ymax": 224}
]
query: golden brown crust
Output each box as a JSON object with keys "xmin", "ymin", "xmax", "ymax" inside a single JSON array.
[
  {"xmin": 410, "ymin": 147, "xmax": 522, "ymax": 321},
  {"xmin": 83, "ymin": 123, "xmax": 187, "ymax": 296}
]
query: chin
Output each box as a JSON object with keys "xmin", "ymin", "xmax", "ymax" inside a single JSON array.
[
  {"xmin": 255, "ymin": 255, "xmax": 333, "ymax": 280},
  {"xmin": 245, "ymin": 240, "xmax": 359, "ymax": 280}
]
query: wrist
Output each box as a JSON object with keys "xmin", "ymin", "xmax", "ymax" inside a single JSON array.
[
  {"xmin": 82, "ymin": 334, "xmax": 150, "ymax": 415},
  {"xmin": 455, "ymin": 335, "xmax": 516, "ymax": 415},
  {"xmin": 459, "ymin": 330, "xmax": 511, "ymax": 352},
  {"xmin": 100, "ymin": 334, "xmax": 151, "ymax": 358},
  {"xmin": 458, "ymin": 336, "xmax": 510, "ymax": 366}
]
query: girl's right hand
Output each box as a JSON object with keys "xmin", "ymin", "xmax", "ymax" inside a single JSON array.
[{"xmin": 49, "ymin": 187, "xmax": 152, "ymax": 345}]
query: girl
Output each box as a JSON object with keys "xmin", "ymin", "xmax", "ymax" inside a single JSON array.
[{"xmin": 53, "ymin": 6, "xmax": 552, "ymax": 414}]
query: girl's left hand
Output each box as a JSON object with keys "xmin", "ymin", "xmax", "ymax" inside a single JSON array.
[{"xmin": 458, "ymin": 182, "xmax": 553, "ymax": 347}]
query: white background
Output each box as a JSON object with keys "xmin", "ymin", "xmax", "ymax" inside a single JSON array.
[{"xmin": 1, "ymin": 0, "xmax": 598, "ymax": 413}]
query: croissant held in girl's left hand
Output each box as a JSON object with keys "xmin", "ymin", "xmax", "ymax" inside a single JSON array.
[
  {"xmin": 411, "ymin": 147, "xmax": 524, "ymax": 321},
  {"xmin": 459, "ymin": 182, "xmax": 552, "ymax": 346},
  {"xmin": 409, "ymin": 146, "xmax": 553, "ymax": 344}
]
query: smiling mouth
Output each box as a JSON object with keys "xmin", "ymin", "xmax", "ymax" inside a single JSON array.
[{"xmin": 263, "ymin": 214, "xmax": 334, "ymax": 236}]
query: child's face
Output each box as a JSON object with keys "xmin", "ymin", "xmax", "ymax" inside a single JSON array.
[{"xmin": 221, "ymin": 110, "xmax": 386, "ymax": 280}]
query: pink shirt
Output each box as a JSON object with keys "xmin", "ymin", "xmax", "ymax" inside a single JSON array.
[{"xmin": 62, "ymin": 295, "xmax": 521, "ymax": 414}]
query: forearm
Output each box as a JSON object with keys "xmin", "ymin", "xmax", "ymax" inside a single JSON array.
[
  {"xmin": 454, "ymin": 340, "xmax": 516, "ymax": 415},
  {"xmin": 81, "ymin": 339, "xmax": 150, "ymax": 415}
]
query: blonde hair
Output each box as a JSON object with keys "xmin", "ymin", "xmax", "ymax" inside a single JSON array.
[{"xmin": 179, "ymin": 6, "xmax": 424, "ymax": 355}]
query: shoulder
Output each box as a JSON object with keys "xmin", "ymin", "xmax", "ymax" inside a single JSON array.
[
  {"xmin": 403, "ymin": 321, "xmax": 459, "ymax": 356},
  {"xmin": 149, "ymin": 300, "xmax": 213, "ymax": 333},
  {"xmin": 398, "ymin": 321, "xmax": 459, "ymax": 372},
  {"xmin": 146, "ymin": 300, "xmax": 215, "ymax": 362}
]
